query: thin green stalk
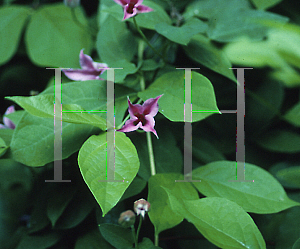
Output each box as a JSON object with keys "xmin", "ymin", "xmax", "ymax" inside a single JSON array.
[
  {"xmin": 147, "ymin": 131, "xmax": 156, "ymax": 176},
  {"xmin": 131, "ymin": 225, "xmax": 138, "ymax": 248},
  {"xmin": 133, "ymin": 17, "xmax": 166, "ymax": 63},
  {"xmin": 154, "ymin": 234, "xmax": 159, "ymax": 246},
  {"xmin": 135, "ymin": 216, "xmax": 143, "ymax": 248}
]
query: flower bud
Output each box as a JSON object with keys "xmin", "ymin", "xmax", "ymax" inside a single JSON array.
[
  {"xmin": 64, "ymin": 0, "xmax": 80, "ymax": 8},
  {"xmin": 118, "ymin": 210, "xmax": 136, "ymax": 227},
  {"xmin": 134, "ymin": 198, "xmax": 151, "ymax": 218}
]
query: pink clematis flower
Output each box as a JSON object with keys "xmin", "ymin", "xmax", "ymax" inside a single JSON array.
[
  {"xmin": 117, "ymin": 95, "xmax": 162, "ymax": 138},
  {"xmin": 62, "ymin": 49, "xmax": 108, "ymax": 81},
  {"xmin": 113, "ymin": 0, "xmax": 154, "ymax": 20},
  {"xmin": 0, "ymin": 105, "xmax": 15, "ymax": 129}
]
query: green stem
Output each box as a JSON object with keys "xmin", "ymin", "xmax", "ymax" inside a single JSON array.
[
  {"xmin": 131, "ymin": 225, "xmax": 138, "ymax": 248},
  {"xmin": 147, "ymin": 132, "xmax": 156, "ymax": 176},
  {"xmin": 135, "ymin": 216, "xmax": 143, "ymax": 248},
  {"xmin": 133, "ymin": 17, "xmax": 166, "ymax": 63},
  {"xmin": 154, "ymin": 234, "xmax": 159, "ymax": 247}
]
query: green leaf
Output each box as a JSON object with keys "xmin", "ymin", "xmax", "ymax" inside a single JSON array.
[
  {"xmin": 53, "ymin": 188, "xmax": 94, "ymax": 229},
  {"xmin": 207, "ymin": 9, "xmax": 288, "ymax": 42},
  {"xmin": 165, "ymin": 193, "xmax": 266, "ymax": 249},
  {"xmin": 0, "ymin": 137, "xmax": 8, "ymax": 157},
  {"xmin": 223, "ymin": 23, "xmax": 300, "ymax": 87},
  {"xmin": 28, "ymin": 183, "xmax": 52, "ymax": 234},
  {"xmin": 47, "ymin": 184, "xmax": 77, "ymax": 227},
  {"xmin": 245, "ymin": 79, "xmax": 283, "ymax": 133},
  {"xmin": 99, "ymin": 59, "xmax": 138, "ymax": 83},
  {"xmin": 192, "ymin": 161, "xmax": 300, "ymax": 213},
  {"xmin": 16, "ymin": 232, "xmax": 61, "ymax": 249},
  {"xmin": 138, "ymin": 71, "xmax": 220, "ymax": 122},
  {"xmin": 276, "ymin": 166, "xmax": 300, "ymax": 189},
  {"xmin": 75, "ymin": 229, "xmax": 114, "ymax": 249},
  {"xmin": 78, "ymin": 132, "xmax": 140, "ymax": 216},
  {"xmin": 183, "ymin": 34, "xmax": 236, "ymax": 82},
  {"xmin": 7, "ymin": 95, "xmax": 106, "ymax": 130},
  {"xmin": 10, "ymin": 112, "xmax": 98, "ymax": 166},
  {"xmin": 0, "ymin": 159, "xmax": 33, "ymax": 195},
  {"xmin": 292, "ymin": 238, "xmax": 300, "ymax": 249},
  {"xmin": 4, "ymin": 110, "xmax": 25, "ymax": 127},
  {"xmin": 97, "ymin": 15, "xmax": 137, "ymax": 65},
  {"xmin": 25, "ymin": 3, "xmax": 92, "ymax": 67},
  {"xmin": 103, "ymin": 0, "xmax": 171, "ymax": 30},
  {"xmin": 139, "ymin": 238, "xmax": 163, "ymax": 248},
  {"xmin": 148, "ymin": 173, "xmax": 199, "ymax": 235},
  {"xmin": 0, "ymin": 5, "xmax": 31, "ymax": 65},
  {"xmin": 155, "ymin": 18, "xmax": 207, "ymax": 45},
  {"xmin": 250, "ymin": 0, "xmax": 283, "ymax": 10},
  {"xmin": 130, "ymin": 125, "xmax": 183, "ymax": 181},
  {"xmin": 0, "ymin": 128, "xmax": 14, "ymax": 146},
  {"xmin": 183, "ymin": 0, "xmax": 250, "ymax": 20},
  {"xmin": 99, "ymin": 223, "xmax": 134, "ymax": 249},
  {"xmin": 192, "ymin": 137, "xmax": 225, "ymax": 164},
  {"xmin": 7, "ymin": 81, "xmax": 136, "ymax": 129},
  {"xmin": 120, "ymin": 175, "xmax": 147, "ymax": 201},
  {"xmin": 141, "ymin": 59, "xmax": 162, "ymax": 71},
  {"xmin": 256, "ymin": 130, "xmax": 300, "ymax": 153},
  {"xmin": 284, "ymin": 102, "xmax": 300, "ymax": 127},
  {"xmin": 41, "ymin": 80, "xmax": 134, "ymax": 127}
]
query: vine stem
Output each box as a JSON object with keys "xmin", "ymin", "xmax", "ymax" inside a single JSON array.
[{"xmin": 132, "ymin": 16, "xmax": 166, "ymax": 63}]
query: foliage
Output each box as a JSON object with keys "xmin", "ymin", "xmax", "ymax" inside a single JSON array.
[{"xmin": 0, "ymin": 0, "xmax": 300, "ymax": 248}]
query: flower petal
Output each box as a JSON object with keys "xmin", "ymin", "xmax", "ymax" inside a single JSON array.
[
  {"xmin": 135, "ymin": 0, "xmax": 144, "ymax": 5},
  {"xmin": 92, "ymin": 62, "xmax": 108, "ymax": 71},
  {"xmin": 62, "ymin": 69, "xmax": 101, "ymax": 81},
  {"xmin": 128, "ymin": 98, "xmax": 144, "ymax": 119},
  {"xmin": 123, "ymin": 6, "xmax": 138, "ymax": 20},
  {"xmin": 113, "ymin": 0, "xmax": 128, "ymax": 6},
  {"xmin": 4, "ymin": 105, "xmax": 15, "ymax": 115},
  {"xmin": 141, "ymin": 116, "xmax": 158, "ymax": 138},
  {"xmin": 117, "ymin": 119, "xmax": 139, "ymax": 133},
  {"xmin": 3, "ymin": 117, "xmax": 15, "ymax": 129},
  {"xmin": 0, "ymin": 124, "xmax": 7, "ymax": 129},
  {"xmin": 136, "ymin": 4, "xmax": 153, "ymax": 13},
  {"xmin": 142, "ymin": 95, "xmax": 163, "ymax": 117},
  {"xmin": 79, "ymin": 49, "xmax": 95, "ymax": 70}
]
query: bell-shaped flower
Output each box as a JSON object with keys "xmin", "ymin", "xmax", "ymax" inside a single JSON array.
[
  {"xmin": 117, "ymin": 95, "xmax": 163, "ymax": 139},
  {"xmin": 134, "ymin": 198, "xmax": 150, "ymax": 218},
  {"xmin": 62, "ymin": 49, "xmax": 108, "ymax": 81},
  {"xmin": 113, "ymin": 0, "xmax": 153, "ymax": 20},
  {"xmin": 118, "ymin": 210, "xmax": 136, "ymax": 227},
  {"xmin": 0, "ymin": 105, "xmax": 15, "ymax": 129}
]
